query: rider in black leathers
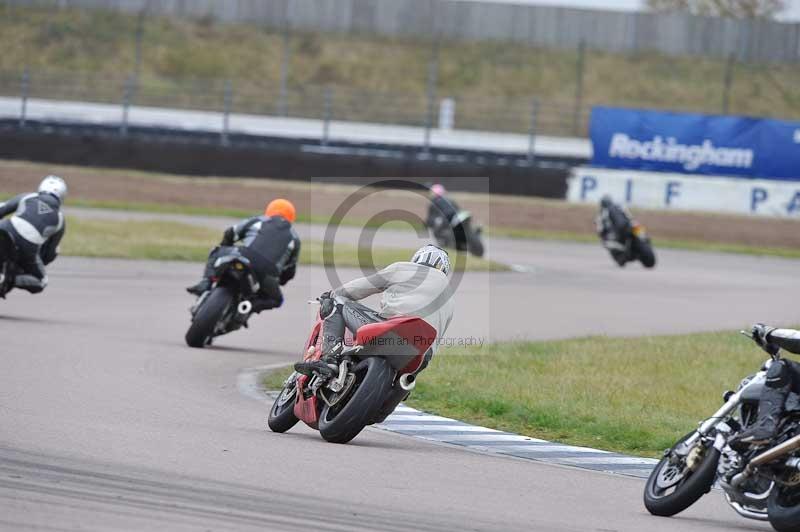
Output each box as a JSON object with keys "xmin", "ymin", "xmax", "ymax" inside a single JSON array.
[
  {"xmin": 0, "ymin": 175, "xmax": 67, "ymax": 294},
  {"xmin": 731, "ymin": 324, "xmax": 800, "ymax": 449},
  {"xmin": 187, "ymin": 199, "xmax": 300, "ymax": 313},
  {"xmin": 596, "ymin": 195, "xmax": 634, "ymax": 266}
]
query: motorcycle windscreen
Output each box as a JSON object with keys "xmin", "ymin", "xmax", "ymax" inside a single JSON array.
[{"xmin": 355, "ymin": 317, "xmax": 437, "ymax": 372}]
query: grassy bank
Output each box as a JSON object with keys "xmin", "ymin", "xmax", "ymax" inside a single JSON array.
[
  {"xmin": 264, "ymin": 330, "xmax": 767, "ymax": 457},
  {"xmin": 1, "ymin": 4, "xmax": 798, "ymax": 132},
  {"xmin": 61, "ymin": 217, "xmax": 505, "ymax": 271}
]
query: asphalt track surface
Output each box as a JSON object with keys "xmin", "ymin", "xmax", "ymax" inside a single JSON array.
[{"xmin": 2, "ymin": 216, "xmax": 796, "ymax": 530}]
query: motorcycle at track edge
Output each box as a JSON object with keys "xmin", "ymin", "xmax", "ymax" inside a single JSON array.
[
  {"xmin": 644, "ymin": 331, "xmax": 800, "ymax": 532},
  {"xmin": 602, "ymin": 221, "xmax": 656, "ymax": 268},
  {"xmin": 268, "ymin": 303, "xmax": 436, "ymax": 444},
  {"xmin": 429, "ymin": 210, "xmax": 485, "ymax": 258},
  {"xmin": 185, "ymin": 250, "xmax": 259, "ymax": 348}
]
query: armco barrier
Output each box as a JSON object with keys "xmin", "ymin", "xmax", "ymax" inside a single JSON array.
[
  {"xmin": 569, "ymin": 166, "xmax": 800, "ymax": 218},
  {"xmin": 0, "ymin": 121, "xmax": 571, "ymax": 198}
]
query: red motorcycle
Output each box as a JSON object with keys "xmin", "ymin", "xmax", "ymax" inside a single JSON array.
[{"xmin": 268, "ymin": 309, "xmax": 436, "ymax": 444}]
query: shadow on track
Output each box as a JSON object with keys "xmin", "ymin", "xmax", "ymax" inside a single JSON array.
[
  {"xmin": 0, "ymin": 314, "xmax": 73, "ymax": 325},
  {"xmin": 257, "ymin": 426, "xmax": 415, "ymax": 452}
]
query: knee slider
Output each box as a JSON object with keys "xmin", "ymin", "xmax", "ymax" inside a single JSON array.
[{"xmin": 767, "ymin": 360, "xmax": 792, "ymax": 388}]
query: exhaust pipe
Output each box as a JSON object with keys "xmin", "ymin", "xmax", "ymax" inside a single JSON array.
[
  {"xmin": 238, "ymin": 300, "xmax": 253, "ymax": 315},
  {"xmin": 398, "ymin": 373, "xmax": 416, "ymax": 391},
  {"xmin": 747, "ymin": 434, "xmax": 800, "ymax": 473}
]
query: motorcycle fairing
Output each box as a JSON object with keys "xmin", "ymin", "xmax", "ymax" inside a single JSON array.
[{"xmin": 355, "ymin": 316, "xmax": 437, "ymax": 374}]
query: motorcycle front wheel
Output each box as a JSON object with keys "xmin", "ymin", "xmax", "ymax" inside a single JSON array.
[
  {"xmin": 643, "ymin": 431, "xmax": 720, "ymax": 517},
  {"xmin": 318, "ymin": 357, "xmax": 393, "ymax": 444},
  {"xmin": 768, "ymin": 484, "xmax": 800, "ymax": 532},
  {"xmin": 185, "ymin": 286, "xmax": 234, "ymax": 348},
  {"xmin": 268, "ymin": 379, "xmax": 299, "ymax": 433},
  {"xmin": 635, "ymin": 237, "xmax": 657, "ymax": 269},
  {"xmin": 467, "ymin": 229, "xmax": 485, "ymax": 258}
]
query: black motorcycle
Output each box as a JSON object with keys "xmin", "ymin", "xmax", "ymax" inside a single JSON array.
[
  {"xmin": 601, "ymin": 221, "xmax": 656, "ymax": 269},
  {"xmin": 0, "ymin": 229, "xmax": 18, "ymax": 298},
  {"xmin": 185, "ymin": 250, "xmax": 260, "ymax": 348},
  {"xmin": 430, "ymin": 210, "xmax": 485, "ymax": 258}
]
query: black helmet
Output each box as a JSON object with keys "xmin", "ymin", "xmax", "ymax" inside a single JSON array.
[{"xmin": 600, "ymin": 195, "xmax": 613, "ymax": 208}]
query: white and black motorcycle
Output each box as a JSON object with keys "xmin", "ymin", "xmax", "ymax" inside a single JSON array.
[
  {"xmin": 644, "ymin": 330, "xmax": 800, "ymax": 531},
  {"xmin": 429, "ymin": 211, "xmax": 484, "ymax": 258}
]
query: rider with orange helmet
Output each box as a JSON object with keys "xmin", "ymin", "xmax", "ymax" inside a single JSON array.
[{"xmin": 187, "ymin": 199, "xmax": 301, "ymax": 314}]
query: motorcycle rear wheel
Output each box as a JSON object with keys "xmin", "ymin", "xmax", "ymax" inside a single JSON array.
[
  {"xmin": 185, "ymin": 286, "xmax": 233, "ymax": 348},
  {"xmin": 768, "ymin": 484, "xmax": 800, "ymax": 532},
  {"xmin": 318, "ymin": 357, "xmax": 393, "ymax": 444},
  {"xmin": 643, "ymin": 432, "xmax": 720, "ymax": 517}
]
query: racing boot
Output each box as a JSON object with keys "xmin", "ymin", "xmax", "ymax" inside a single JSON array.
[
  {"xmin": 730, "ymin": 383, "xmax": 790, "ymax": 450},
  {"xmin": 186, "ymin": 278, "xmax": 211, "ymax": 296},
  {"xmin": 13, "ymin": 274, "xmax": 45, "ymax": 294},
  {"xmin": 187, "ymin": 252, "xmax": 218, "ymax": 295},
  {"xmin": 251, "ymin": 296, "xmax": 282, "ymax": 314}
]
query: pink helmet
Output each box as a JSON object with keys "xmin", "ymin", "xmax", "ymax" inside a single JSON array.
[{"xmin": 430, "ymin": 184, "xmax": 446, "ymax": 197}]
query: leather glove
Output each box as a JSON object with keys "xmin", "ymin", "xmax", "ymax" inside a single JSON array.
[
  {"xmin": 318, "ymin": 291, "xmax": 337, "ymax": 320},
  {"xmin": 752, "ymin": 323, "xmax": 779, "ymax": 355}
]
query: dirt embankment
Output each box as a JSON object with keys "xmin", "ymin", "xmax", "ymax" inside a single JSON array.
[{"xmin": 3, "ymin": 160, "xmax": 800, "ymax": 249}]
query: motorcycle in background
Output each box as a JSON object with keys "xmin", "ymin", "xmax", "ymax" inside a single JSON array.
[
  {"xmin": 268, "ymin": 304, "xmax": 436, "ymax": 443},
  {"xmin": 429, "ymin": 211, "xmax": 485, "ymax": 258},
  {"xmin": 600, "ymin": 221, "xmax": 656, "ymax": 268},
  {"xmin": 644, "ymin": 330, "xmax": 800, "ymax": 531},
  {"xmin": 185, "ymin": 249, "xmax": 259, "ymax": 348}
]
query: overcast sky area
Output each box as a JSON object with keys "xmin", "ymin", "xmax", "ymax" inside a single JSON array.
[{"xmin": 457, "ymin": 0, "xmax": 800, "ymax": 21}]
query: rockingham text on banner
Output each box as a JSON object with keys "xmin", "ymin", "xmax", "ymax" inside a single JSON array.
[{"xmin": 590, "ymin": 107, "xmax": 800, "ymax": 181}]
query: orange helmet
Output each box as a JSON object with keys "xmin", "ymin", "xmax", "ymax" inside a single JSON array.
[{"xmin": 265, "ymin": 198, "xmax": 296, "ymax": 223}]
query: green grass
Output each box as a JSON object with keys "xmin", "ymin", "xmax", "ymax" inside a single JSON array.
[
  {"xmin": 263, "ymin": 330, "xmax": 769, "ymax": 457},
  {"xmin": 63, "ymin": 200, "xmax": 800, "ymax": 261},
  {"xmin": 2, "ymin": 4, "xmax": 798, "ymax": 134},
  {"xmin": 63, "ymin": 197, "xmax": 425, "ymax": 231},
  {"xmin": 61, "ymin": 217, "xmax": 505, "ymax": 271}
]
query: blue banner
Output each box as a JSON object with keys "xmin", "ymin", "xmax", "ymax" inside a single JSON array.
[{"xmin": 590, "ymin": 107, "xmax": 800, "ymax": 181}]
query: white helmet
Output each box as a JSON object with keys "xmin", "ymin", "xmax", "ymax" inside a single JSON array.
[
  {"xmin": 39, "ymin": 175, "xmax": 68, "ymax": 201},
  {"xmin": 411, "ymin": 245, "xmax": 451, "ymax": 276}
]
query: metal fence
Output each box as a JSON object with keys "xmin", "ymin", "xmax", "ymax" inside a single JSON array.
[
  {"xmin": 6, "ymin": 0, "xmax": 800, "ymax": 63},
  {"xmin": 0, "ymin": 69, "xmax": 588, "ymax": 143}
]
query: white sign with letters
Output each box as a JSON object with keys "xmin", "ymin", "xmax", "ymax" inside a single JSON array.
[{"xmin": 568, "ymin": 167, "xmax": 800, "ymax": 218}]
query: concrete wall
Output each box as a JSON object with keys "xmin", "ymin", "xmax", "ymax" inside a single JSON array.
[
  {"xmin": 6, "ymin": 0, "xmax": 800, "ymax": 63},
  {"xmin": 0, "ymin": 120, "xmax": 570, "ymax": 197}
]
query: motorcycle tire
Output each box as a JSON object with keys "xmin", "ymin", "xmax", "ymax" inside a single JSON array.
[
  {"xmin": 643, "ymin": 432, "xmax": 720, "ymax": 517},
  {"xmin": 467, "ymin": 233, "xmax": 485, "ymax": 258},
  {"xmin": 318, "ymin": 357, "xmax": 393, "ymax": 444},
  {"xmin": 768, "ymin": 484, "xmax": 800, "ymax": 532},
  {"xmin": 185, "ymin": 286, "xmax": 233, "ymax": 348},
  {"xmin": 635, "ymin": 238, "xmax": 657, "ymax": 269},
  {"xmin": 268, "ymin": 382, "xmax": 299, "ymax": 433}
]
